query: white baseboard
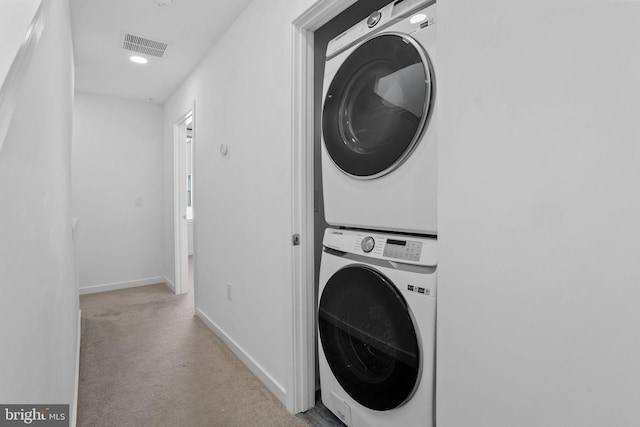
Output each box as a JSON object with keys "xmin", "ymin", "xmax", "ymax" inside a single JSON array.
[
  {"xmin": 71, "ymin": 309, "xmax": 81, "ymax": 427},
  {"xmin": 79, "ymin": 277, "xmax": 167, "ymax": 295},
  {"xmin": 163, "ymin": 276, "xmax": 176, "ymax": 292},
  {"xmin": 195, "ymin": 307, "xmax": 286, "ymax": 405}
]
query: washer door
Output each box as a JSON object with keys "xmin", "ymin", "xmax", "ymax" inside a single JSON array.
[
  {"xmin": 322, "ymin": 33, "xmax": 434, "ymax": 178},
  {"xmin": 318, "ymin": 265, "xmax": 420, "ymax": 411}
]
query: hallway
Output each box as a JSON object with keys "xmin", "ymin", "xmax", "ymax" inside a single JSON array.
[{"xmin": 77, "ymin": 281, "xmax": 307, "ymax": 427}]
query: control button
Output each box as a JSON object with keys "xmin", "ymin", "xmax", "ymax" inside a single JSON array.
[
  {"xmin": 361, "ymin": 236, "xmax": 375, "ymax": 253},
  {"xmin": 367, "ymin": 11, "xmax": 382, "ymax": 28}
]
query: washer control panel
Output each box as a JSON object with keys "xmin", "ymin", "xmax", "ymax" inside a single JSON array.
[
  {"xmin": 383, "ymin": 238, "xmax": 422, "ymax": 262},
  {"xmin": 323, "ymin": 228, "xmax": 437, "ymax": 267}
]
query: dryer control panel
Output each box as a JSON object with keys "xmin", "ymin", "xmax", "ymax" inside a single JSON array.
[
  {"xmin": 326, "ymin": 0, "xmax": 435, "ymax": 59},
  {"xmin": 323, "ymin": 228, "xmax": 437, "ymax": 267}
]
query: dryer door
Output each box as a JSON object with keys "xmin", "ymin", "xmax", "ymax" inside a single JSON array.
[
  {"xmin": 322, "ymin": 33, "xmax": 434, "ymax": 179},
  {"xmin": 318, "ymin": 265, "xmax": 420, "ymax": 411}
]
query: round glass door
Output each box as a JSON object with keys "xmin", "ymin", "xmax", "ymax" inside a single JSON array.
[
  {"xmin": 318, "ymin": 265, "xmax": 420, "ymax": 411},
  {"xmin": 322, "ymin": 33, "xmax": 434, "ymax": 178}
]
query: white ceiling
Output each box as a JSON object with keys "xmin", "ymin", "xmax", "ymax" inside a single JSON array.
[{"xmin": 70, "ymin": 0, "xmax": 252, "ymax": 104}]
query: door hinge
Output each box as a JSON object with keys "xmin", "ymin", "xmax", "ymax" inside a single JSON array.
[{"xmin": 292, "ymin": 233, "xmax": 300, "ymax": 246}]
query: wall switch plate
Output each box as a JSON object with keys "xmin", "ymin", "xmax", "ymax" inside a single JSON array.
[
  {"xmin": 135, "ymin": 196, "xmax": 143, "ymax": 207},
  {"xmin": 226, "ymin": 283, "xmax": 232, "ymax": 301}
]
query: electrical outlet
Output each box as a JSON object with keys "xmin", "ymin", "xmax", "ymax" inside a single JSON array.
[
  {"xmin": 135, "ymin": 196, "xmax": 143, "ymax": 207},
  {"xmin": 226, "ymin": 283, "xmax": 232, "ymax": 301}
]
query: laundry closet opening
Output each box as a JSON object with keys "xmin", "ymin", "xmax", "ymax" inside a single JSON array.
[{"xmin": 309, "ymin": 0, "xmax": 406, "ymax": 411}]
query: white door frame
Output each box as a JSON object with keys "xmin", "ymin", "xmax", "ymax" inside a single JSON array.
[
  {"xmin": 173, "ymin": 106, "xmax": 195, "ymax": 295},
  {"xmin": 289, "ymin": 0, "xmax": 358, "ymax": 414}
]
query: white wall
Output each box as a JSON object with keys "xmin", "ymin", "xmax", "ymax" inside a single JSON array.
[
  {"xmin": 0, "ymin": 0, "xmax": 41, "ymax": 87},
  {"xmin": 163, "ymin": 0, "xmax": 315, "ymax": 408},
  {"xmin": 73, "ymin": 92, "xmax": 166, "ymax": 293},
  {"xmin": 437, "ymin": 3, "xmax": 640, "ymax": 426},
  {"xmin": 0, "ymin": 0, "xmax": 77, "ymax": 404}
]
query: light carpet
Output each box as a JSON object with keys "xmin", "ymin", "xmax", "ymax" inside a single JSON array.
[{"xmin": 77, "ymin": 282, "xmax": 309, "ymax": 427}]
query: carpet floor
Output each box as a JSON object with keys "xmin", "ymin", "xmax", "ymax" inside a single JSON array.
[{"xmin": 77, "ymin": 280, "xmax": 309, "ymax": 427}]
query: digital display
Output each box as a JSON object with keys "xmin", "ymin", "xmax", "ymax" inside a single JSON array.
[{"xmin": 386, "ymin": 239, "xmax": 407, "ymax": 246}]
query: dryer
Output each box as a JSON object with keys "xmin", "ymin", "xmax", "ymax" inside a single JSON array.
[
  {"xmin": 321, "ymin": 0, "xmax": 437, "ymax": 235},
  {"xmin": 318, "ymin": 228, "xmax": 437, "ymax": 427}
]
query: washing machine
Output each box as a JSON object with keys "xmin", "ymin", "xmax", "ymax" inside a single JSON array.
[
  {"xmin": 318, "ymin": 227, "xmax": 437, "ymax": 427},
  {"xmin": 321, "ymin": 0, "xmax": 437, "ymax": 235}
]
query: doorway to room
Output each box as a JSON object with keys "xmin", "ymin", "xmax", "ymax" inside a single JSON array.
[
  {"xmin": 174, "ymin": 109, "xmax": 195, "ymax": 296},
  {"xmin": 186, "ymin": 119, "xmax": 194, "ymax": 292}
]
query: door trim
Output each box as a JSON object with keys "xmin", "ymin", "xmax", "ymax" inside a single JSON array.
[{"xmin": 289, "ymin": 0, "xmax": 358, "ymax": 414}]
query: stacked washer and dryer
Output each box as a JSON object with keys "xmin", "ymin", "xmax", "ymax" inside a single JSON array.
[{"xmin": 317, "ymin": 1, "xmax": 438, "ymax": 426}]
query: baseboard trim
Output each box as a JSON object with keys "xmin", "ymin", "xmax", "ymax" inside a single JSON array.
[
  {"xmin": 195, "ymin": 307, "xmax": 287, "ymax": 405},
  {"xmin": 163, "ymin": 276, "xmax": 176, "ymax": 293},
  {"xmin": 79, "ymin": 277, "xmax": 167, "ymax": 295},
  {"xmin": 71, "ymin": 309, "xmax": 81, "ymax": 427}
]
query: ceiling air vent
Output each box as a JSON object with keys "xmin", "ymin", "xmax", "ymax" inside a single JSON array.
[{"xmin": 122, "ymin": 32, "xmax": 168, "ymax": 58}]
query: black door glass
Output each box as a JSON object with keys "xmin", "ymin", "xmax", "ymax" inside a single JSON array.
[
  {"xmin": 318, "ymin": 265, "xmax": 420, "ymax": 411},
  {"xmin": 322, "ymin": 34, "xmax": 432, "ymax": 177}
]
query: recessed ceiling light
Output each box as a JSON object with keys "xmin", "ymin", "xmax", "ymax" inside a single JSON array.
[
  {"xmin": 130, "ymin": 55, "xmax": 148, "ymax": 64},
  {"xmin": 409, "ymin": 13, "xmax": 427, "ymax": 24}
]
